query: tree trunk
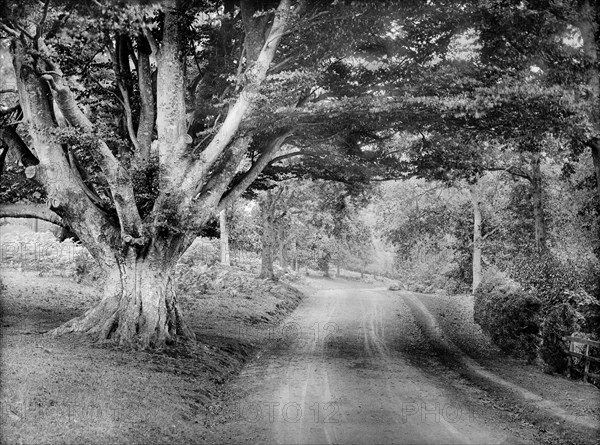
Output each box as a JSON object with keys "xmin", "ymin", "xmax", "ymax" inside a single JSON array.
[
  {"xmin": 259, "ymin": 191, "xmax": 275, "ymax": 280},
  {"xmin": 277, "ymin": 223, "xmax": 289, "ymax": 269},
  {"xmin": 51, "ymin": 244, "xmax": 194, "ymax": 348},
  {"xmin": 531, "ymin": 153, "xmax": 547, "ymax": 253},
  {"xmin": 469, "ymin": 182, "xmax": 483, "ymax": 293},
  {"xmin": 591, "ymin": 142, "xmax": 600, "ymax": 201},
  {"xmin": 294, "ymin": 239, "xmax": 299, "ymax": 271},
  {"xmin": 220, "ymin": 209, "xmax": 230, "ymax": 266},
  {"xmin": 282, "ymin": 243, "xmax": 289, "ymax": 269},
  {"xmin": 579, "ymin": 7, "xmax": 600, "ymax": 209}
]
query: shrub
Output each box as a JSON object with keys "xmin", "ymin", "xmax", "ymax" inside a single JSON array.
[
  {"xmin": 540, "ymin": 289, "xmax": 600, "ymax": 375},
  {"xmin": 508, "ymin": 252, "xmax": 599, "ymax": 306},
  {"xmin": 474, "ymin": 267, "xmax": 541, "ymax": 362},
  {"xmin": 505, "ymin": 252, "xmax": 600, "ymax": 372}
]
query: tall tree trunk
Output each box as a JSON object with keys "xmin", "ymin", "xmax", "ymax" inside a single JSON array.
[
  {"xmin": 259, "ymin": 191, "xmax": 275, "ymax": 280},
  {"xmin": 531, "ymin": 154, "xmax": 547, "ymax": 253},
  {"xmin": 277, "ymin": 223, "xmax": 288, "ymax": 269},
  {"xmin": 469, "ymin": 182, "xmax": 483, "ymax": 293},
  {"xmin": 220, "ymin": 209, "xmax": 230, "ymax": 266},
  {"xmin": 294, "ymin": 239, "xmax": 298, "ymax": 271},
  {"xmin": 52, "ymin": 237, "xmax": 195, "ymax": 348},
  {"xmin": 282, "ymin": 242, "xmax": 289, "ymax": 269},
  {"xmin": 579, "ymin": 6, "xmax": 600, "ymax": 210}
]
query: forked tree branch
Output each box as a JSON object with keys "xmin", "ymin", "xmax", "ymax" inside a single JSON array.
[
  {"xmin": 218, "ymin": 129, "xmax": 293, "ymax": 211},
  {"xmin": 40, "ymin": 71, "xmax": 144, "ymax": 240},
  {"xmin": 180, "ymin": 0, "xmax": 295, "ymax": 196}
]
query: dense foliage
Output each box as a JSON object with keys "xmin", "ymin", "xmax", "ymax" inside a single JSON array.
[{"xmin": 474, "ymin": 268, "xmax": 542, "ymax": 362}]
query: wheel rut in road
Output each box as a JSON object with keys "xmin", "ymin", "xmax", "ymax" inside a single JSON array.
[
  {"xmin": 208, "ymin": 281, "xmax": 529, "ymax": 444},
  {"xmin": 399, "ymin": 291, "xmax": 600, "ymax": 432}
]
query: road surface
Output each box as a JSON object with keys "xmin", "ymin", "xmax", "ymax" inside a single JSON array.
[{"xmin": 205, "ymin": 279, "xmax": 591, "ymax": 444}]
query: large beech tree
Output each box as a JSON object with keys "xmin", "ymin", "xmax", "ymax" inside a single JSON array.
[{"xmin": 0, "ymin": 0, "xmax": 376, "ymax": 348}]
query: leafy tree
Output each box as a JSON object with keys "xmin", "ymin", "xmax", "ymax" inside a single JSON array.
[{"xmin": 0, "ymin": 0, "xmax": 399, "ymax": 348}]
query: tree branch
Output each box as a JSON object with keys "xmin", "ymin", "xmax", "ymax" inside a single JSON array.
[
  {"xmin": 142, "ymin": 27, "xmax": 159, "ymax": 56},
  {"xmin": 0, "ymin": 203, "xmax": 65, "ymax": 227},
  {"xmin": 40, "ymin": 70, "xmax": 144, "ymax": 241},
  {"xmin": 268, "ymin": 150, "xmax": 306, "ymax": 165},
  {"xmin": 135, "ymin": 33, "xmax": 155, "ymax": 165},
  {"xmin": 13, "ymin": 38, "xmax": 121, "ymax": 261},
  {"xmin": 0, "ymin": 23, "xmax": 20, "ymax": 38},
  {"xmin": 154, "ymin": 8, "xmax": 192, "ymax": 193},
  {"xmin": 106, "ymin": 35, "xmax": 140, "ymax": 155},
  {"xmin": 485, "ymin": 165, "xmax": 531, "ymax": 181},
  {"xmin": 35, "ymin": 0, "xmax": 51, "ymax": 40},
  {"xmin": 267, "ymin": 146, "xmax": 334, "ymax": 167},
  {"xmin": 196, "ymin": 135, "xmax": 254, "ymax": 213},
  {"xmin": 180, "ymin": 0, "xmax": 295, "ymax": 196},
  {"xmin": 218, "ymin": 129, "xmax": 293, "ymax": 211}
]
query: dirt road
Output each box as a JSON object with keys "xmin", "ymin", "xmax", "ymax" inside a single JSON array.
[
  {"xmin": 3, "ymin": 267, "xmax": 597, "ymax": 445},
  {"xmin": 207, "ymin": 278, "xmax": 598, "ymax": 444}
]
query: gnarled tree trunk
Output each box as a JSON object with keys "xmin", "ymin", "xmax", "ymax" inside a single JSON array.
[
  {"xmin": 53, "ymin": 238, "xmax": 195, "ymax": 347},
  {"xmin": 5, "ymin": 0, "xmax": 297, "ymax": 349}
]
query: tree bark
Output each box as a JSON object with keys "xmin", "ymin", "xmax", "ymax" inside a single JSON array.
[
  {"xmin": 282, "ymin": 240, "xmax": 289, "ymax": 270},
  {"xmin": 155, "ymin": 7, "xmax": 191, "ymax": 192},
  {"xmin": 294, "ymin": 239, "xmax": 299, "ymax": 271},
  {"xmin": 218, "ymin": 130, "xmax": 292, "ymax": 211},
  {"xmin": 180, "ymin": 0, "xmax": 294, "ymax": 197},
  {"xmin": 13, "ymin": 40, "xmax": 120, "ymax": 263},
  {"xmin": 0, "ymin": 203, "xmax": 65, "ymax": 227},
  {"xmin": 277, "ymin": 223, "xmax": 289, "ymax": 269},
  {"xmin": 5, "ymin": 0, "xmax": 300, "ymax": 349},
  {"xmin": 240, "ymin": 1, "xmax": 271, "ymax": 62},
  {"xmin": 51, "ymin": 244, "xmax": 194, "ymax": 348},
  {"xmin": 578, "ymin": 4, "xmax": 600, "ymax": 208},
  {"xmin": 469, "ymin": 182, "xmax": 483, "ymax": 293},
  {"xmin": 259, "ymin": 191, "xmax": 276, "ymax": 280},
  {"xmin": 136, "ymin": 33, "xmax": 155, "ymax": 165},
  {"xmin": 530, "ymin": 153, "xmax": 547, "ymax": 253},
  {"xmin": 220, "ymin": 209, "xmax": 230, "ymax": 266}
]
